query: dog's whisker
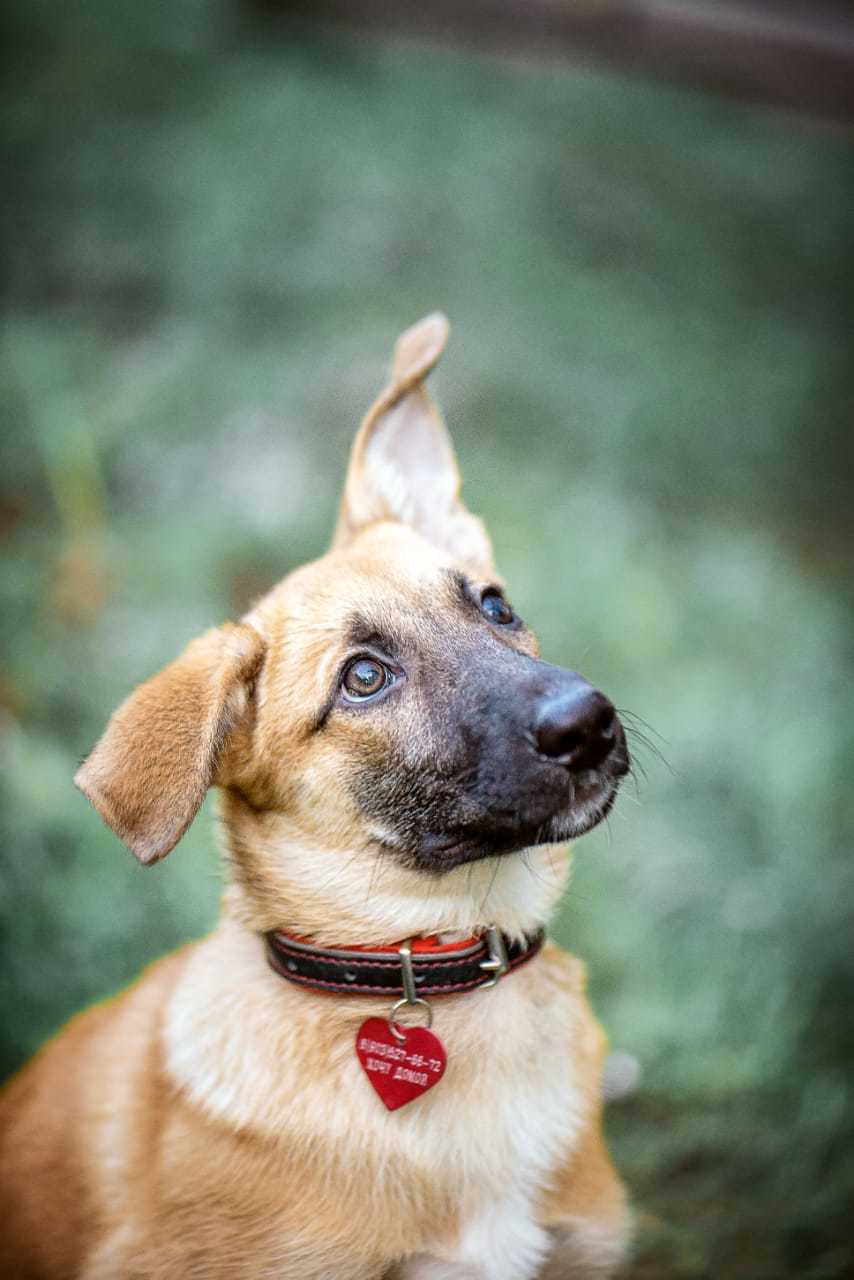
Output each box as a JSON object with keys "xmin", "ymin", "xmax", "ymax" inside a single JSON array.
[
  {"xmin": 521, "ymin": 848, "xmax": 531, "ymax": 874},
  {"xmin": 626, "ymin": 756, "xmax": 649, "ymax": 787},
  {"xmin": 619, "ymin": 709, "xmax": 676, "ymax": 778},
  {"xmin": 465, "ymin": 860, "xmax": 476, "ymax": 898},
  {"xmin": 623, "ymin": 728, "xmax": 663, "ymax": 759},
  {"xmin": 364, "ymin": 844, "xmax": 387, "ymax": 904},
  {"xmin": 477, "ymin": 856, "xmax": 502, "ymax": 917},
  {"xmin": 616, "ymin": 707, "xmax": 667, "ymax": 742},
  {"xmin": 623, "ymin": 730, "xmax": 674, "ymax": 778},
  {"xmin": 520, "ymin": 846, "xmax": 551, "ymax": 889},
  {"xmin": 544, "ymin": 842, "xmax": 558, "ymax": 877}
]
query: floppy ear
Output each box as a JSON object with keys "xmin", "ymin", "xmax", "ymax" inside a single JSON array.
[
  {"xmin": 333, "ymin": 312, "xmax": 494, "ymax": 575},
  {"xmin": 74, "ymin": 622, "xmax": 265, "ymax": 865}
]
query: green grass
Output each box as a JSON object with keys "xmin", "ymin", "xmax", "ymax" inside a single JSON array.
[{"xmin": 2, "ymin": 3, "xmax": 853, "ymax": 1274}]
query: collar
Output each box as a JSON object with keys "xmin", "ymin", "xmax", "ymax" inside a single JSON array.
[{"xmin": 264, "ymin": 924, "xmax": 545, "ymax": 997}]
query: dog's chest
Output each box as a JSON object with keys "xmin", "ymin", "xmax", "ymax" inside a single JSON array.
[
  {"xmin": 402, "ymin": 1058, "xmax": 576, "ymax": 1280},
  {"xmin": 340, "ymin": 975, "xmax": 583, "ymax": 1279},
  {"xmin": 165, "ymin": 937, "xmax": 586, "ymax": 1279}
]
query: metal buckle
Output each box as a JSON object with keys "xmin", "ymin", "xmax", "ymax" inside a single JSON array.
[{"xmin": 478, "ymin": 924, "xmax": 509, "ymax": 989}]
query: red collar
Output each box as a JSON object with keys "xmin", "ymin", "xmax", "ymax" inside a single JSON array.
[{"xmin": 264, "ymin": 925, "xmax": 545, "ymax": 997}]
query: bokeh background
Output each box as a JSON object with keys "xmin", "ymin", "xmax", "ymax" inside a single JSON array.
[{"xmin": 2, "ymin": 1, "xmax": 853, "ymax": 1276}]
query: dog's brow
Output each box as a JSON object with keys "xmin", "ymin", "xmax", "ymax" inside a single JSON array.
[
  {"xmin": 345, "ymin": 614, "xmax": 405, "ymax": 656},
  {"xmin": 447, "ymin": 569, "xmax": 477, "ymax": 609},
  {"xmin": 450, "ymin": 573, "xmax": 471, "ymax": 601}
]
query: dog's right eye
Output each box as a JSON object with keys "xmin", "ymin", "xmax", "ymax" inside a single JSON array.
[
  {"xmin": 480, "ymin": 588, "xmax": 516, "ymax": 626},
  {"xmin": 341, "ymin": 657, "xmax": 391, "ymax": 701}
]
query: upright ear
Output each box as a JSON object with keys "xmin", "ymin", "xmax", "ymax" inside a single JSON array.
[
  {"xmin": 74, "ymin": 622, "xmax": 265, "ymax": 865},
  {"xmin": 332, "ymin": 312, "xmax": 494, "ymax": 575}
]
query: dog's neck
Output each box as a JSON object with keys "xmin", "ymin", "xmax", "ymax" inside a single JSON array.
[{"xmin": 219, "ymin": 792, "xmax": 571, "ymax": 948}]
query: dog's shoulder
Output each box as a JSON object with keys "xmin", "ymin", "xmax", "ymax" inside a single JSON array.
[{"xmin": 0, "ymin": 943, "xmax": 198, "ymax": 1277}]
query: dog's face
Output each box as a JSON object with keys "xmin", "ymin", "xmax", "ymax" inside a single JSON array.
[
  {"xmin": 76, "ymin": 314, "xmax": 627, "ymax": 902},
  {"xmin": 242, "ymin": 521, "xmax": 627, "ymax": 876}
]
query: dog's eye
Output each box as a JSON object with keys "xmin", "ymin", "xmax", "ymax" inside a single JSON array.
[
  {"xmin": 480, "ymin": 589, "xmax": 515, "ymax": 626},
  {"xmin": 341, "ymin": 657, "xmax": 391, "ymax": 701}
]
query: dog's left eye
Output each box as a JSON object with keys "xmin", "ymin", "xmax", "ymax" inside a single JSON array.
[
  {"xmin": 480, "ymin": 589, "xmax": 515, "ymax": 626},
  {"xmin": 341, "ymin": 657, "xmax": 393, "ymax": 701}
]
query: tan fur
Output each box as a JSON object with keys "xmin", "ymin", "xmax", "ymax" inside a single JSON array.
[{"xmin": 0, "ymin": 315, "xmax": 628, "ymax": 1279}]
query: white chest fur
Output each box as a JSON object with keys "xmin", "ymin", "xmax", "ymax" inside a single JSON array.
[
  {"xmin": 165, "ymin": 921, "xmax": 586, "ymax": 1278},
  {"xmin": 400, "ymin": 993, "xmax": 580, "ymax": 1280},
  {"xmin": 403, "ymin": 1125, "xmax": 564, "ymax": 1280}
]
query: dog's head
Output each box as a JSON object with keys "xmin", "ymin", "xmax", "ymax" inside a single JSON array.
[{"xmin": 76, "ymin": 315, "xmax": 628, "ymax": 932}]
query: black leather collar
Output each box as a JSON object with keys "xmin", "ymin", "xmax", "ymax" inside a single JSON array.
[{"xmin": 265, "ymin": 926, "xmax": 545, "ymax": 997}]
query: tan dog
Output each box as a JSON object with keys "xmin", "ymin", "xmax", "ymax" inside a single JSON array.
[{"xmin": 0, "ymin": 314, "xmax": 630, "ymax": 1280}]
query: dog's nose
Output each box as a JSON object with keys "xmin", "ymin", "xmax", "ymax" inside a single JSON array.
[{"xmin": 533, "ymin": 682, "xmax": 618, "ymax": 771}]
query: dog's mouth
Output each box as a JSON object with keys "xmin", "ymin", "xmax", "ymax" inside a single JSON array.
[{"xmin": 409, "ymin": 766, "xmax": 626, "ymax": 872}]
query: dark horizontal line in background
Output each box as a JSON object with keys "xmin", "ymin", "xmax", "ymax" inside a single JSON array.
[{"xmin": 261, "ymin": 0, "xmax": 854, "ymax": 127}]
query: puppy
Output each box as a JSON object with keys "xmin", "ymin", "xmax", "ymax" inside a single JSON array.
[{"xmin": 0, "ymin": 314, "xmax": 630, "ymax": 1280}]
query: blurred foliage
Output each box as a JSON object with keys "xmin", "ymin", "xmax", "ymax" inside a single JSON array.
[{"xmin": 2, "ymin": 2, "xmax": 853, "ymax": 1276}]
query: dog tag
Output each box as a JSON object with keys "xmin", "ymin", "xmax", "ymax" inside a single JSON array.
[{"xmin": 355, "ymin": 1017, "xmax": 447, "ymax": 1111}]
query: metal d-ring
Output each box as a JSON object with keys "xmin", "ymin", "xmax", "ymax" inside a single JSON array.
[
  {"xmin": 388, "ymin": 939, "xmax": 434, "ymax": 1043},
  {"xmin": 388, "ymin": 996, "xmax": 434, "ymax": 1043}
]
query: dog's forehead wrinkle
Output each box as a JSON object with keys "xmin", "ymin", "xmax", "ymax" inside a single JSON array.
[
  {"xmin": 257, "ymin": 528, "xmax": 492, "ymax": 661},
  {"xmin": 343, "ymin": 611, "xmax": 407, "ymax": 657},
  {"xmin": 323, "ymin": 578, "xmax": 480, "ymax": 665}
]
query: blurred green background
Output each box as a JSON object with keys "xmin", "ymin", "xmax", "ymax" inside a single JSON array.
[{"xmin": 2, "ymin": 2, "xmax": 853, "ymax": 1276}]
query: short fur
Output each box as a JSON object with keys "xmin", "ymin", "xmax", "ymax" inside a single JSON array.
[{"xmin": 0, "ymin": 314, "xmax": 629, "ymax": 1279}]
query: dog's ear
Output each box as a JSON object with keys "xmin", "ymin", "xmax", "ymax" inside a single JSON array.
[
  {"xmin": 333, "ymin": 312, "xmax": 494, "ymax": 574},
  {"xmin": 74, "ymin": 622, "xmax": 265, "ymax": 865}
]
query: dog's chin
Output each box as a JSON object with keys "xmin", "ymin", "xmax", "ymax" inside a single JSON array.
[{"xmin": 409, "ymin": 778, "xmax": 621, "ymax": 873}]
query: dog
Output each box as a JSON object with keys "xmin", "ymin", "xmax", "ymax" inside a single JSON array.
[{"xmin": 0, "ymin": 313, "xmax": 630, "ymax": 1280}]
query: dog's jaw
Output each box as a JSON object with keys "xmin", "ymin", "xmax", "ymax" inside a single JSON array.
[
  {"xmin": 405, "ymin": 772, "xmax": 623, "ymax": 873},
  {"xmin": 220, "ymin": 792, "xmax": 571, "ymax": 948}
]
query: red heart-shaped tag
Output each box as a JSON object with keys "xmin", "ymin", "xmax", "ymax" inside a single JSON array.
[{"xmin": 355, "ymin": 1017, "xmax": 447, "ymax": 1111}]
